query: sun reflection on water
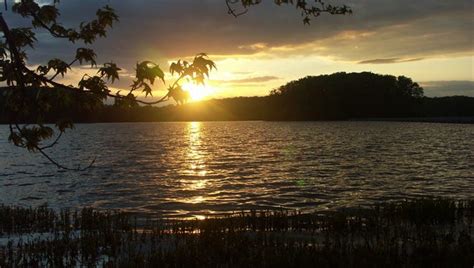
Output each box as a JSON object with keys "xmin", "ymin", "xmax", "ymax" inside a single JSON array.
[
  {"xmin": 182, "ymin": 122, "xmax": 209, "ymax": 204},
  {"xmin": 186, "ymin": 122, "xmax": 207, "ymax": 175},
  {"xmin": 188, "ymin": 179, "xmax": 207, "ymax": 190},
  {"xmin": 194, "ymin": 215, "xmax": 206, "ymax": 220}
]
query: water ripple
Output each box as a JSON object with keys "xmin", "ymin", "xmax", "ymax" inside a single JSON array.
[{"xmin": 1, "ymin": 121, "xmax": 473, "ymax": 218}]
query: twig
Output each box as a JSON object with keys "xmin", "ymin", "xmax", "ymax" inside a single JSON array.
[
  {"xmin": 30, "ymin": 12, "xmax": 70, "ymax": 39},
  {"xmin": 50, "ymin": 58, "xmax": 78, "ymax": 81},
  {"xmin": 226, "ymin": 0, "xmax": 248, "ymax": 17},
  {"xmin": 25, "ymin": 66, "xmax": 171, "ymax": 105},
  {"xmin": 14, "ymin": 123, "xmax": 95, "ymax": 171},
  {"xmin": 1, "ymin": 13, "xmax": 94, "ymax": 171},
  {"xmin": 38, "ymin": 131, "xmax": 63, "ymax": 150}
]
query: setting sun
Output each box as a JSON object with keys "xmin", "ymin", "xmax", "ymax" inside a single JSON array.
[{"xmin": 182, "ymin": 83, "xmax": 215, "ymax": 101}]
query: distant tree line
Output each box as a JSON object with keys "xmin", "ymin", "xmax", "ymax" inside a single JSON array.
[
  {"xmin": 267, "ymin": 72, "xmax": 425, "ymax": 120},
  {"xmin": 1, "ymin": 72, "xmax": 473, "ymax": 123}
]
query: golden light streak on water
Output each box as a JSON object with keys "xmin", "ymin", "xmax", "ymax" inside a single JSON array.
[{"xmin": 182, "ymin": 122, "xmax": 209, "ymax": 204}]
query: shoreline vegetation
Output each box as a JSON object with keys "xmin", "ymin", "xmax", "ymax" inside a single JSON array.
[
  {"xmin": 349, "ymin": 117, "xmax": 474, "ymax": 124},
  {"xmin": 1, "ymin": 198, "xmax": 473, "ymax": 267},
  {"xmin": 1, "ymin": 73, "xmax": 473, "ymax": 124}
]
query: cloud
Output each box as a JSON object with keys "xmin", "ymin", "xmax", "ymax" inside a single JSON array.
[
  {"xmin": 218, "ymin": 76, "xmax": 280, "ymax": 84},
  {"xmin": 420, "ymin": 81, "xmax": 474, "ymax": 97},
  {"xmin": 358, "ymin": 58, "xmax": 424, "ymax": 64},
  {"xmin": 4, "ymin": 0, "xmax": 472, "ymax": 66},
  {"xmin": 238, "ymin": 43, "xmax": 269, "ymax": 52}
]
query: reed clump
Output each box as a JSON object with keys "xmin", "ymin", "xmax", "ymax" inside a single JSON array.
[{"xmin": 0, "ymin": 198, "xmax": 473, "ymax": 267}]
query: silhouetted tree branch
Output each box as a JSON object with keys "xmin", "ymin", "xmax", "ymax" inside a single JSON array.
[
  {"xmin": 1, "ymin": 1, "xmax": 216, "ymax": 169},
  {"xmin": 226, "ymin": 0, "xmax": 352, "ymax": 24},
  {"xmin": 226, "ymin": 0, "xmax": 249, "ymax": 17}
]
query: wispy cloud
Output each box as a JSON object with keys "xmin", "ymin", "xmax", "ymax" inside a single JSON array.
[
  {"xmin": 358, "ymin": 58, "xmax": 424, "ymax": 64},
  {"xmin": 218, "ymin": 76, "xmax": 280, "ymax": 84}
]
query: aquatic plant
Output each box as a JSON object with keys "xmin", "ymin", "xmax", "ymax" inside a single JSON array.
[{"xmin": 0, "ymin": 198, "xmax": 472, "ymax": 267}]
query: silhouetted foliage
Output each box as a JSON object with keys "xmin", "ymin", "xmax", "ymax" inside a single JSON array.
[
  {"xmin": 226, "ymin": 0, "xmax": 352, "ymax": 24},
  {"xmin": 0, "ymin": 1, "xmax": 217, "ymax": 169}
]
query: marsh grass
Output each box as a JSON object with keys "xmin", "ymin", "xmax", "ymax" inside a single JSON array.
[{"xmin": 0, "ymin": 198, "xmax": 473, "ymax": 267}]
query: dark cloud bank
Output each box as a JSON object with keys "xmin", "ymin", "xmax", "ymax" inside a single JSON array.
[{"xmin": 4, "ymin": 0, "xmax": 472, "ymax": 64}]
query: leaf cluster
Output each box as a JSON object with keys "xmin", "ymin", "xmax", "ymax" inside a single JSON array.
[
  {"xmin": 13, "ymin": 0, "xmax": 118, "ymax": 44},
  {"xmin": 1, "ymin": 2, "xmax": 218, "ymax": 170},
  {"xmin": 130, "ymin": 61, "xmax": 165, "ymax": 97}
]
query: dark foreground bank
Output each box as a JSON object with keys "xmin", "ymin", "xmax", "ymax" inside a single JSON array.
[{"xmin": 1, "ymin": 198, "xmax": 473, "ymax": 267}]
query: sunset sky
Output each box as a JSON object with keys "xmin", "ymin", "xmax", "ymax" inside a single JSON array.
[{"xmin": 4, "ymin": 0, "xmax": 473, "ymax": 103}]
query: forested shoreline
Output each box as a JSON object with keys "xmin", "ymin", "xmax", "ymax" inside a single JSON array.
[{"xmin": 2, "ymin": 72, "xmax": 473, "ymax": 123}]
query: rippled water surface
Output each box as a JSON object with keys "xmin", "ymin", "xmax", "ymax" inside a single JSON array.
[{"xmin": 1, "ymin": 122, "xmax": 473, "ymax": 218}]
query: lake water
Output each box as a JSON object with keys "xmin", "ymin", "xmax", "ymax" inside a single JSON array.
[{"xmin": 1, "ymin": 122, "xmax": 473, "ymax": 219}]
